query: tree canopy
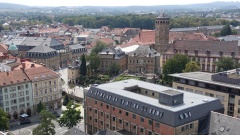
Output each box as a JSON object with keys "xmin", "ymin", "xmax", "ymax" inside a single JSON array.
[
  {"xmin": 37, "ymin": 101, "xmax": 45, "ymax": 113},
  {"xmin": 33, "ymin": 110, "xmax": 56, "ymax": 135},
  {"xmin": 183, "ymin": 61, "xmax": 200, "ymax": 72},
  {"xmin": 58, "ymin": 101, "xmax": 83, "ymax": 129},
  {"xmin": 80, "ymin": 54, "xmax": 87, "ymax": 76},
  {"xmin": 91, "ymin": 41, "xmax": 107, "ymax": 54},
  {"xmin": 87, "ymin": 53, "xmax": 101, "ymax": 74},
  {"xmin": 108, "ymin": 62, "xmax": 121, "ymax": 76},
  {"xmin": 220, "ymin": 25, "xmax": 232, "ymax": 36},
  {"xmin": 162, "ymin": 54, "xmax": 190, "ymax": 83},
  {"xmin": 0, "ymin": 108, "xmax": 9, "ymax": 131},
  {"xmin": 63, "ymin": 94, "xmax": 70, "ymax": 106},
  {"xmin": 216, "ymin": 57, "xmax": 237, "ymax": 72}
]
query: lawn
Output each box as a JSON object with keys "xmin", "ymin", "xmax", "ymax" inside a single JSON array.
[{"xmin": 114, "ymin": 75, "xmax": 142, "ymax": 82}]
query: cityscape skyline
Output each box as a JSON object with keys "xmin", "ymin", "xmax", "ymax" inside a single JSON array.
[{"xmin": 0, "ymin": 0, "xmax": 238, "ymax": 7}]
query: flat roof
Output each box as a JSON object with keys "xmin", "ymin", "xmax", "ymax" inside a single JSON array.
[
  {"xmin": 87, "ymin": 79, "xmax": 223, "ymax": 127},
  {"xmin": 169, "ymin": 72, "xmax": 240, "ymax": 89}
]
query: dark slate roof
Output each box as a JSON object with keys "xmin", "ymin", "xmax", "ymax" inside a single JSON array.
[
  {"xmin": 86, "ymin": 79, "xmax": 223, "ymax": 127},
  {"xmin": 25, "ymin": 44, "xmax": 58, "ymax": 59},
  {"xmin": 63, "ymin": 127, "xmax": 89, "ymax": 135},
  {"xmin": 170, "ymin": 25, "xmax": 225, "ymax": 32},
  {"xmin": 27, "ymin": 44, "xmax": 56, "ymax": 53},
  {"xmin": 209, "ymin": 111, "xmax": 240, "ymax": 135},
  {"xmin": 167, "ymin": 40, "xmax": 239, "ymax": 57},
  {"xmin": 99, "ymin": 47, "xmax": 126, "ymax": 59},
  {"xmin": 218, "ymin": 35, "xmax": 240, "ymax": 41},
  {"xmin": 128, "ymin": 45, "xmax": 159, "ymax": 57},
  {"xmin": 156, "ymin": 13, "xmax": 170, "ymax": 20},
  {"xmin": 69, "ymin": 44, "xmax": 86, "ymax": 50}
]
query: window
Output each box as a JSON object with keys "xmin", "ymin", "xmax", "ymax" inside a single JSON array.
[
  {"xmin": 141, "ymin": 117, "xmax": 144, "ymax": 122},
  {"xmin": 95, "ymin": 119, "xmax": 97, "ymax": 123},
  {"xmin": 152, "ymin": 93, "xmax": 155, "ymax": 96},
  {"xmin": 4, "ymin": 88, "xmax": 7, "ymax": 93},
  {"xmin": 100, "ymin": 121, "xmax": 103, "ymax": 125},
  {"xmin": 126, "ymin": 112, "xmax": 129, "ymax": 116},
  {"xmin": 156, "ymin": 122, "xmax": 160, "ymax": 128},
  {"xmin": 148, "ymin": 131, "xmax": 152, "ymax": 135},
  {"xmin": 112, "ymin": 116, "xmax": 116, "ymax": 121},
  {"xmin": 89, "ymin": 116, "xmax": 92, "ymax": 120},
  {"xmin": 5, "ymin": 101, "xmax": 9, "ymax": 106},
  {"xmin": 106, "ymin": 114, "xmax": 109, "ymax": 118},
  {"xmin": 181, "ymin": 126, "xmax": 185, "ymax": 132},
  {"xmin": 95, "ymin": 100, "xmax": 97, "ymax": 104},
  {"xmin": 145, "ymin": 91, "xmax": 148, "ymax": 94},
  {"xmin": 119, "ymin": 119, "xmax": 122, "ymax": 124},
  {"xmin": 26, "ymin": 91, "xmax": 29, "ymax": 95},
  {"xmin": 89, "ymin": 108, "xmax": 92, "ymax": 111},
  {"xmin": 25, "ymin": 84, "xmax": 29, "ymax": 89},
  {"xmin": 132, "ymin": 114, "xmax": 136, "ymax": 119},
  {"xmin": 148, "ymin": 119, "xmax": 152, "ymax": 125},
  {"xmin": 119, "ymin": 110, "xmax": 122, "ymax": 114},
  {"xmin": 101, "ymin": 112, "xmax": 103, "ymax": 116},
  {"xmin": 140, "ymin": 128, "xmax": 144, "ymax": 133},
  {"xmin": 190, "ymin": 123, "xmax": 194, "ymax": 129},
  {"xmin": 112, "ymin": 107, "xmax": 115, "ymax": 111},
  {"xmin": 5, "ymin": 95, "xmax": 8, "ymax": 100},
  {"xmin": 100, "ymin": 103, "xmax": 103, "ymax": 106},
  {"xmin": 106, "ymin": 105, "xmax": 109, "ymax": 109},
  {"xmin": 133, "ymin": 125, "xmax": 136, "ymax": 129}
]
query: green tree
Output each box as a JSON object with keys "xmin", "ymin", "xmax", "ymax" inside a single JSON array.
[
  {"xmin": 58, "ymin": 101, "xmax": 83, "ymax": 129},
  {"xmin": 0, "ymin": 108, "xmax": 9, "ymax": 131},
  {"xmin": 183, "ymin": 62, "xmax": 200, "ymax": 72},
  {"xmin": 37, "ymin": 101, "xmax": 45, "ymax": 113},
  {"xmin": 216, "ymin": 57, "xmax": 236, "ymax": 72},
  {"xmin": 80, "ymin": 54, "xmax": 87, "ymax": 76},
  {"xmin": 162, "ymin": 54, "xmax": 189, "ymax": 83},
  {"xmin": 87, "ymin": 53, "xmax": 100, "ymax": 74},
  {"xmin": 220, "ymin": 25, "xmax": 232, "ymax": 36},
  {"xmin": 91, "ymin": 41, "xmax": 107, "ymax": 54},
  {"xmin": 108, "ymin": 62, "xmax": 121, "ymax": 76},
  {"xmin": 33, "ymin": 110, "xmax": 56, "ymax": 135},
  {"xmin": 63, "ymin": 94, "xmax": 70, "ymax": 106}
]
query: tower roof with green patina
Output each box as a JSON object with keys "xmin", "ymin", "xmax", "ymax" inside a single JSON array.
[{"xmin": 8, "ymin": 42, "xmax": 18, "ymax": 51}]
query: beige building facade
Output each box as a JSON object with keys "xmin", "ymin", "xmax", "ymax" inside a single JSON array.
[
  {"xmin": 24, "ymin": 64, "xmax": 62, "ymax": 114},
  {"xmin": 170, "ymin": 70, "xmax": 240, "ymax": 118}
]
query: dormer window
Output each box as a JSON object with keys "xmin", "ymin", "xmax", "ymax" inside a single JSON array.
[
  {"xmin": 184, "ymin": 49, "xmax": 188, "ymax": 55},
  {"xmin": 194, "ymin": 50, "xmax": 198, "ymax": 56},
  {"xmin": 231, "ymin": 52, "xmax": 235, "ymax": 58},
  {"xmin": 219, "ymin": 51, "xmax": 223, "ymax": 57},
  {"xmin": 206, "ymin": 50, "xmax": 211, "ymax": 57}
]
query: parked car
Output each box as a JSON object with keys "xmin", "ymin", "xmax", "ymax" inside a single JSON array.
[
  {"xmin": 20, "ymin": 118, "xmax": 31, "ymax": 125},
  {"xmin": 52, "ymin": 111, "xmax": 60, "ymax": 118}
]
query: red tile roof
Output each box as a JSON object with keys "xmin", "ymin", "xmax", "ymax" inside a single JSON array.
[
  {"xmin": 129, "ymin": 30, "xmax": 218, "ymax": 45},
  {"xmin": 0, "ymin": 44, "xmax": 8, "ymax": 53},
  {"xmin": 0, "ymin": 70, "xmax": 30, "ymax": 87},
  {"xmin": 24, "ymin": 66, "xmax": 60, "ymax": 82}
]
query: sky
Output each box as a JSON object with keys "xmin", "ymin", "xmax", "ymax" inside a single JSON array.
[{"xmin": 0, "ymin": 0, "xmax": 239, "ymax": 7}]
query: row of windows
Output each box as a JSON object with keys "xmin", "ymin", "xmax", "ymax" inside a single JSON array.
[
  {"xmin": 181, "ymin": 123, "xmax": 194, "ymax": 132},
  {"xmin": 129, "ymin": 60, "xmax": 154, "ymax": 64},
  {"xmin": 91, "ymin": 93, "xmax": 164, "ymax": 119},
  {"xmin": 89, "ymin": 107, "xmax": 161, "ymax": 128}
]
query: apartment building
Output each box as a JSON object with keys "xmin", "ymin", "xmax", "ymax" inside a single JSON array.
[
  {"xmin": 99, "ymin": 47, "xmax": 127, "ymax": 73},
  {"xmin": 85, "ymin": 79, "xmax": 223, "ymax": 135},
  {"xmin": 23, "ymin": 62, "xmax": 62, "ymax": 114},
  {"xmin": 0, "ymin": 70, "xmax": 33, "ymax": 120},
  {"xmin": 169, "ymin": 69, "xmax": 240, "ymax": 118}
]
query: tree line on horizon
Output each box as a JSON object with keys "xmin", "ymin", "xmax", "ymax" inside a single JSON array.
[{"xmin": 53, "ymin": 15, "xmax": 239, "ymax": 29}]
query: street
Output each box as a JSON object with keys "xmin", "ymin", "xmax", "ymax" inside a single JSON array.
[{"xmin": 9, "ymin": 67, "xmax": 85, "ymax": 135}]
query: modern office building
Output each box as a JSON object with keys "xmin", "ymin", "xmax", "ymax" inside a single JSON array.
[
  {"xmin": 85, "ymin": 79, "xmax": 223, "ymax": 135},
  {"xmin": 169, "ymin": 69, "xmax": 240, "ymax": 118}
]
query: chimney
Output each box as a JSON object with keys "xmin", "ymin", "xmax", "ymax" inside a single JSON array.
[
  {"xmin": 149, "ymin": 53, "xmax": 151, "ymax": 57},
  {"xmin": 31, "ymin": 64, "xmax": 35, "ymax": 67},
  {"xmin": 159, "ymin": 90, "xmax": 183, "ymax": 106},
  {"xmin": 6, "ymin": 72, "xmax": 9, "ymax": 76},
  {"xmin": 22, "ymin": 62, "xmax": 26, "ymax": 69}
]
